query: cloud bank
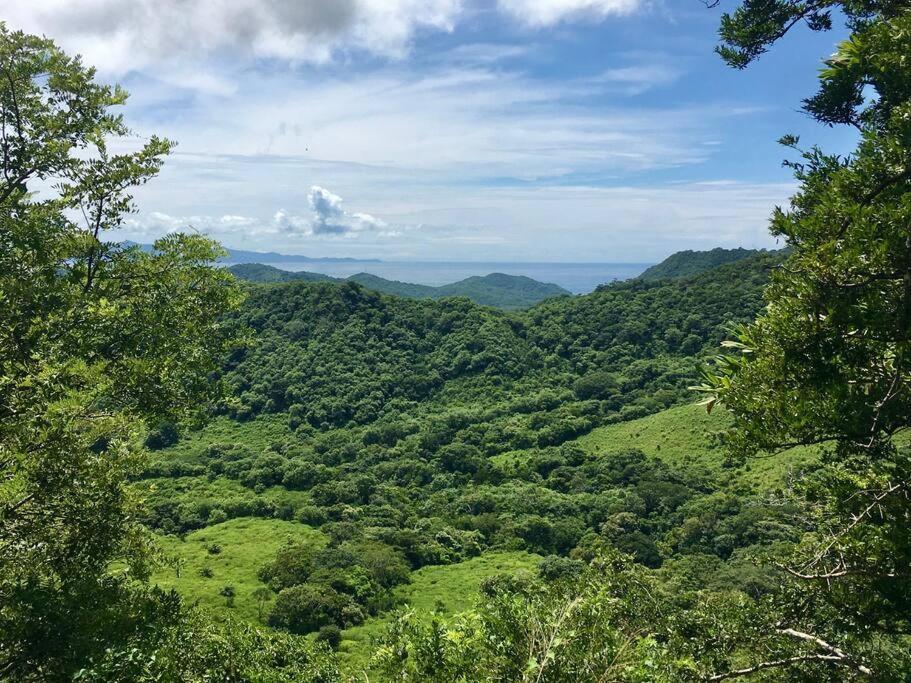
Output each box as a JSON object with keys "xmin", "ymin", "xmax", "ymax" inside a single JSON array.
[
  {"xmin": 127, "ymin": 185, "xmax": 393, "ymax": 242},
  {"xmin": 3, "ymin": 0, "xmax": 462, "ymax": 73},
  {"xmin": 2, "ymin": 0, "xmax": 649, "ymax": 74},
  {"xmin": 275, "ymin": 186, "xmax": 388, "ymax": 237}
]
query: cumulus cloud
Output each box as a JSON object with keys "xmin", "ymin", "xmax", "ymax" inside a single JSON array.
[
  {"xmin": 2, "ymin": 0, "xmax": 462, "ymax": 73},
  {"xmin": 497, "ymin": 0, "xmax": 643, "ymax": 26},
  {"xmin": 270, "ymin": 186, "xmax": 388, "ymax": 237},
  {"xmin": 309, "ymin": 185, "xmax": 386, "ymax": 235},
  {"xmin": 127, "ymin": 186, "xmax": 392, "ymax": 241},
  {"xmin": 123, "ymin": 211, "xmax": 263, "ymax": 237}
]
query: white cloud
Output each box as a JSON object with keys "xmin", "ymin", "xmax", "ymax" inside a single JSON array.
[
  {"xmin": 128, "ymin": 186, "xmax": 391, "ymax": 242},
  {"xmin": 2, "ymin": 0, "xmax": 462, "ymax": 74},
  {"xmin": 497, "ymin": 0, "xmax": 644, "ymax": 27},
  {"xmin": 591, "ymin": 63, "xmax": 682, "ymax": 95},
  {"xmin": 119, "ymin": 64, "xmax": 719, "ymax": 182}
]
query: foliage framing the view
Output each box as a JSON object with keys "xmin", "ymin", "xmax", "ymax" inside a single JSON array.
[
  {"xmin": 0, "ymin": 24, "xmax": 336, "ymax": 681},
  {"xmin": 693, "ymin": 1, "xmax": 911, "ymax": 680}
]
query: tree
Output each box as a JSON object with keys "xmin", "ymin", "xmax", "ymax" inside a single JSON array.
[
  {"xmin": 0, "ymin": 23, "xmax": 315, "ymax": 679},
  {"xmin": 697, "ymin": 1, "xmax": 911, "ymax": 679},
  {"xmin": 374, "ymin": 552, "xmax": 681, "ymax": 682},
  {"xmin": 253, "ymin": 586, "xmax": 274, "ymax": 622}
]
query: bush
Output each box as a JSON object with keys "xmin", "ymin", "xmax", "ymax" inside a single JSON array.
[
  {"xmin": 315, "ymin": 625, "xmax": 342, "ymax": 650},
  {"xmin": 268, "ymin": 584, "xmax": 362, "ymax": 634},
  {"xmin": 144, "ymin": 422, "xmax": 179, "ymax": 450}
]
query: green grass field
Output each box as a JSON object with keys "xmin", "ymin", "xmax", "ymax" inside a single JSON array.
[
  {"xmin": 152, "ymin": 518, "xmax": 326, "ymax": 624},
  {"xmin": 576, "ymin": 402, "xmax": 819, "ymax": 487},
  {"xmin": 152, "ymin": 519, "xmax": 539, "ymax": 678},
  {"xmin": 151, "ymin": 414, "xmax": 295, "ymax": 465},
  {"xmin": 338, "ymin": 551, "xmax": 541, "ymax": 677}
]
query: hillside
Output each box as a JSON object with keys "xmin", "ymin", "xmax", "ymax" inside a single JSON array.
[
  {"xmin": 136, "ymin": 250, "xmax": 815, "ymax": 678},
  {"xmin": 228, "ymin": 263, "xmax": 571, "ymax": 309},
  {"xmin": 346, "ymin": 272, "xmax": 438, "ymax": 298},
  {"xmin": 638, "ymin": 247, "xmax": 771, "ymax": 280},
  {"xmin": 227, "ymin": 263, "xmax": 335, "ymax": 284},
  {"xmin": 437, "ymin": 272, "xmax": 569, "ymax": 309}
]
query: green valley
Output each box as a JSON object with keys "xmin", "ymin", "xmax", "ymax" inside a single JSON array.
[{"xmin": 6, "ymin": 4, "xmax": 909, "ymax": 681}]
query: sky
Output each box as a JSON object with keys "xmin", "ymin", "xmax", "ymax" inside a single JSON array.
[{"xmin": 2, "ymin": 1, "xmax": 856, "ymax": 262}]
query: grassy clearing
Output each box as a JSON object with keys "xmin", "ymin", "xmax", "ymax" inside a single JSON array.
[
  {"xmin": 339, "ymin": 551, "xmax": 541, "ymax": 677},
  {"xmin": 152, "ymin": 517, "xmax": 326, "ymax": 624},
  {"xmin": 575, "ymin": 402, "xmax": 818, "ymax": 487},
  {"xmin": 155, "ymin": 414, "xmax": 295, "ymax": 465}
]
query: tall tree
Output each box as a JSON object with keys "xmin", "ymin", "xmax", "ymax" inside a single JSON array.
[
  {"xmin": 698, "ymin": 1, "xmax": 911, "ymax": 679},
  {"xmin": 0, "ymin": 25, "xmax": 335, "ymax": 681}
]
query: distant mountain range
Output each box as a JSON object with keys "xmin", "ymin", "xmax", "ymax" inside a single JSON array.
[
  {"xmin": 228, "ymin": 263, "xmax": 571, "ymax": 310},
  {"xmin": 123, "ymin": 241, "xmax": 379, "ymax": 264}
]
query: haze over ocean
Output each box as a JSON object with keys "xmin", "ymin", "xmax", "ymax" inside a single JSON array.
[{"xmin": 223, "ymin": 260, "xmax": 652, "ymax": 294}]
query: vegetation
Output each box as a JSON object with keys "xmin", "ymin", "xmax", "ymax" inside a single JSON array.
[
  {"xmin": 227, "ymin": 263, "xmax": 335, "ymax": 284},
  {"xmin": 5, "ymin": 1, "xmax": 909, "ymax": 681},
  {"xmin": 0, "ymin": 24, "xmax": 333, "ymax": 681},
  {"xmin": 229, "ymin": 263, "xmax": 571, "ymax": 310},
  {"xmin": 638, "ymin": 247, "xmax": 772, "ymax": 281}
]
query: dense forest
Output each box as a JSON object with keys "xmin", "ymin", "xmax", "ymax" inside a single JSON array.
[
  {"xmin": 3, "ymin": 1, "xmax": 910, "ymax": 681},
  {"xmin": 136, "ymin": 248, "xmax": 808, "ymax": 675},
  {"xmin": 637, "ymin": 247, "xmax": 771, "ymax": 281}
]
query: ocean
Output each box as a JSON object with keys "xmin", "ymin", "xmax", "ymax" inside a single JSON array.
[{"xmin": 231, "ymin": 260, "xmax": 652, "ymax": 295}]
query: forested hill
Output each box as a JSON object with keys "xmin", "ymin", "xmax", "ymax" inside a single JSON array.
[
  {"xmin": 227, "ymin": 263, "xmax": 335, "ymax": 283},
  {"xmin": 638, "ymin": 247, "xmax": 773, "ymax": 280},
  {"xmin": 227, "ymin": 263, "xmax": 570, "ymax": 310},
  {"xmin": 141, "ymin": 248, "xmax": 802, "ymax": 675},
  {"xmin": 217, "ymin": 250, "xmax": 783, "ymax": 430}
]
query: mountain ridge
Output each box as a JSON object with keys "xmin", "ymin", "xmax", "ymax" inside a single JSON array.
[{"xmin": 227, "ymin": 263, "xmax": 571, "ymax": 310}]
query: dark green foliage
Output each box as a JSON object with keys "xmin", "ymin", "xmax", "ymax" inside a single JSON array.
[
  {"xmin": 145, "ymin": 422, "xmax": 179, "ymax": 450},
  {"xmin": 316, "ymin": 625, "xmax": 342, "ymax": 650},
  {"xmin": 638, "ymin": 247, "xmax": 772, "ymax": 281},
  {"xmin": 140, "ymin": 251, "xmax": 798, "ymax": 653},
  {"xmin": 72, "ymin": 591, "xmax": 338, "ymax": 682},
  {"xmin": 269, "ymin": 584, "xmax": 360, "ymax": 634},
  {"xmin": 346, "ymin": 272, "xmax": 438, "ymax": 298},
  {"xmin": 435, "ymin": 273, "xmax": 570, "ymax": 309}
]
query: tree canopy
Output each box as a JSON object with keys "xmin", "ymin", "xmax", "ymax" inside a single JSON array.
[{"xmin": 0, "ymin": 24, "xmax": 333, "ymax": 681}]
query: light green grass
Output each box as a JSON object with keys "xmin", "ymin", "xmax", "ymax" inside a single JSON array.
[
  {"xmin": 339, "ymin": 551, "xmax": 541, "ymax": 677},
  {"xmin": 576, "ymin": 403, "xmax": 818, "ymax": 487},
  {"xmin": 493, "ymin": 403, "xmax": 819, "ymax": 489},
  {"xmin": 152, "ymin": 517, "xmax": 326, "ymax": 624},
  {"xmin": 156, "ymin": 414, "xmax": 295, "ymax": 466}
]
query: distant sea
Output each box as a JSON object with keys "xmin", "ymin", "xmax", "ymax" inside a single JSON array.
[{"xmin": 226, "ymin": 260, "xmax": 653, "ymax": 295}]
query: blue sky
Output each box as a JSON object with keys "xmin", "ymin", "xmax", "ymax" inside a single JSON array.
[{"xmin": 5, "ymin": 1, "xmax": 854, "ymax": 262}]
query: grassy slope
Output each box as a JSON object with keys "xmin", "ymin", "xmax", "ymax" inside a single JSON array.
[
  {"xmin": 152, "ymin": 518, "xmax": 327, "ymax": 624},
  {"xmin": 150, "ymin": 414, "xmax": 295, "ymax": 464},
  {"xmin": 492, "ymin": 402, "xmax": 819, "ymax": 489},
  {"xmin": 152, "ymin": 517, "xmax": 538, "ymax": 677},
  {"xmin": 576, "ymin": 402, "xmax": 818, "ymax": 487},
  {"xmin": 338, "ymin": 551, "xmax": 541, "ymax": 676},
  {"xmin": 143, "ymin": 403, "xmax": 827, "ymax": 677}
]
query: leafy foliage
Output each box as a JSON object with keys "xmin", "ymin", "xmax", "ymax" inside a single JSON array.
[
  {"xmin": 0, "ymin": 24, "xmax": 335, "ymax": 681},
  {"xmin": 693, "ymin": 1, "xmax": 911, "ymax": 679}
]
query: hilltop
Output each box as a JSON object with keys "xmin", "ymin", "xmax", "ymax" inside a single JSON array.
[{"xmin": 638, "ymin": 247, "xmax": 776, "ymax": 281}]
